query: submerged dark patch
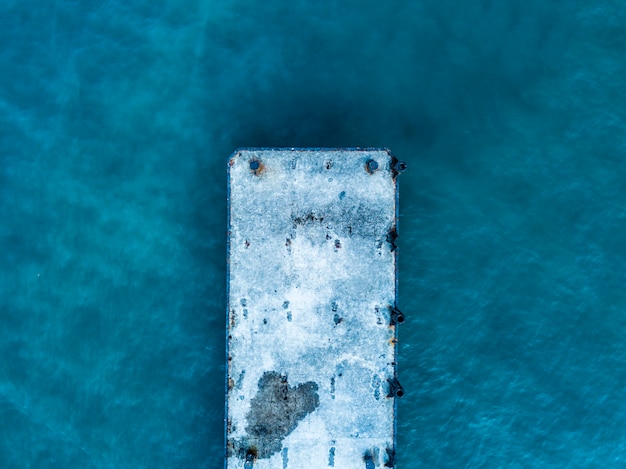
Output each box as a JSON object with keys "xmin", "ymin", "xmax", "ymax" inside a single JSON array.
[{"xmin": 232, "ymin": 371, "xmax": 320, "ymax": 459}]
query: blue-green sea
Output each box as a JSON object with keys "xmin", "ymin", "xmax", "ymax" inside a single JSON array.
[{"xmin": 2, "ymin": 1, "xmax": 625, "ymax": 467}]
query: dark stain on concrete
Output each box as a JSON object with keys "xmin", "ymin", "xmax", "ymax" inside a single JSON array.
[
  {"xmin": 384, "ymin": 447, "xmax": 396, "ymax": 467},
  {"xmin": 292, "ymin": 211, "xmax": 325, "ymax": 227},
  {"xmin": 231, "ymin": 371, "xmax": 320, "ymax": 460}
]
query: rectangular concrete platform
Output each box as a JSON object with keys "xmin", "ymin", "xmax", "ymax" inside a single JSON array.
[{"xmin": 226, "ymin": 148, "xmax": 402, "ymax": 469}]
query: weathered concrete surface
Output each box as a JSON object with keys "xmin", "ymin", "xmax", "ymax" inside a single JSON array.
[{"xmin": 226, "ymin": 149, "xmax": 400, "ymax": 469}]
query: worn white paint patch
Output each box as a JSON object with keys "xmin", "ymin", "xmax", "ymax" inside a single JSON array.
[{"xmin": 226, "ymin": 149, "xmax": 399, "ymax": 469}]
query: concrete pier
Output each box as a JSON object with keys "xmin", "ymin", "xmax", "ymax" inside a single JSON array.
[{"xmin": 226, "ymin": 148, "xmax": 403, "ymax": 468}]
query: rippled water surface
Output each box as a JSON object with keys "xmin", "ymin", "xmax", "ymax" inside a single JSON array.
[{"xmin": 1, "ymin": 1, "xmax": 625, "ymax": 467}]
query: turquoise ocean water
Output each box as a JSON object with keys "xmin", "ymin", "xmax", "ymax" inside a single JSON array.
[{"xmin": 1, "ymin": 1, "xmax": 626, "ymax": 467}]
